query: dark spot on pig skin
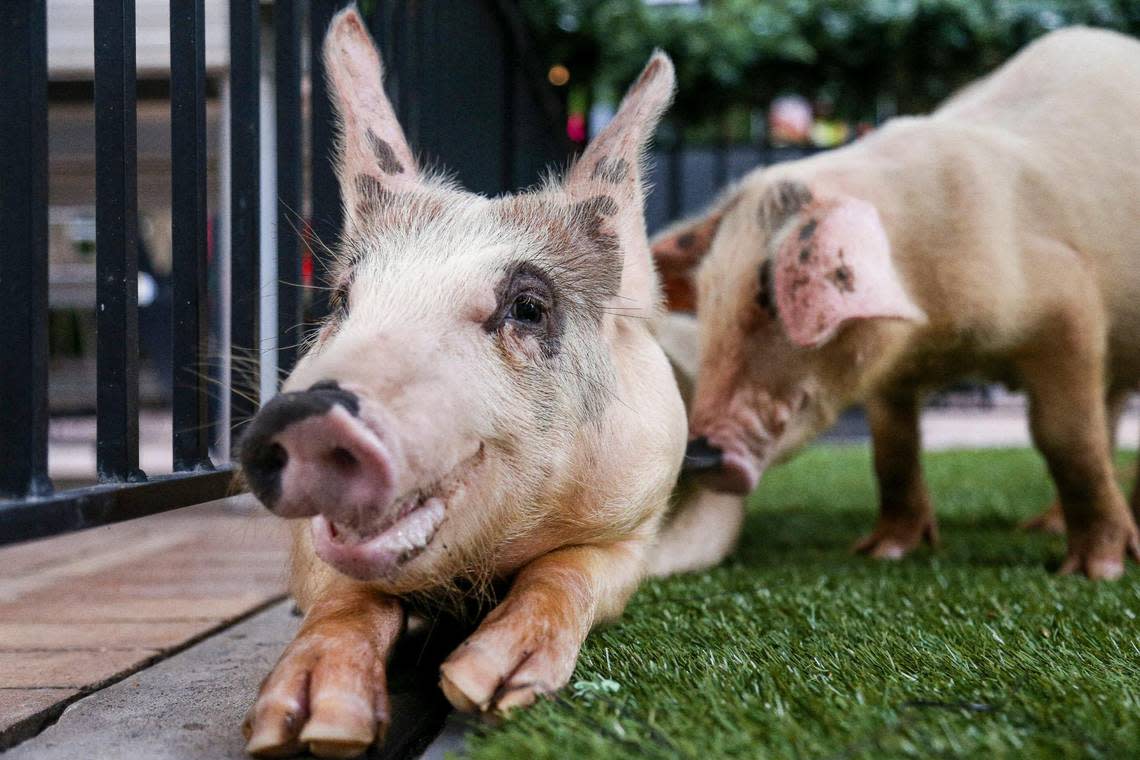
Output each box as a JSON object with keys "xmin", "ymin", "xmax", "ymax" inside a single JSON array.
[
  {"xmin": 799, "ymin": 246, "xmax": 812, "ymax": 263},
  {"xmin": 677, "ymin": 232, "xmax": 696, "ymax": 251},
  {"xmin": 354, "ymin": 173, "xmax": 388, "ymax": 199},
  {"xmin": 353, "ymin": 174, "xmax": 393, "ymax": 218},
  {"xmin": 828, "ymin": 264, "xmax": 856, "ymax": 293},
  {"xmin": 824, "ymin": 249, "xmax": 856, "ymax": 293},
  {"xmin": 756, "ymin": 258, "xmax": 777, "ymax": 318},
  {"xmin": 591, "ymin": 156, "xmax": 630, "ymax": 184},
  {"xmin": 365, "ymin": 129, "xmax": 404, "ymax": 174},
  {"xmin": 492, "ymin": 194, "xmax": 621, "ymax": 320},
  {"xmin": 757, "ymin": 181, "xmax": 813, "ymax": 233},
  {"xmin": 574, "ymin": 194, "xmax": 619, "ymax": 219},
  {"xmin": 798, "ymin": 218, "xmax": 818, "ymax": 241}
]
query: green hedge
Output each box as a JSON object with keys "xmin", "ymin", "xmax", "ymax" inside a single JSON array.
[{"xmin": 519, "ymin": 0, "xmax": 1140, "ymax": 124}]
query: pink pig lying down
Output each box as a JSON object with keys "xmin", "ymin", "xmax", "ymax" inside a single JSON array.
[
  {"xmin": 238, "ymin": 7, "xmax": 691, "ymax": 758},
  {"xmin": 653, "ymin": 26, "xmax": 1140, "ymax": 581}
]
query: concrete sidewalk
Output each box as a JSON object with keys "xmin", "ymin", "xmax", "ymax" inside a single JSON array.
[
  {"xmin": 824, "ymin": 405, "xmax": 1140, "ymax": 450},
  {"xmin": 6, "ymin": 602, "xmax": 465, "ymax": 760},
  {"xmin": 0, "ymin": 497, "xmax": 290, "ymax": 750}
]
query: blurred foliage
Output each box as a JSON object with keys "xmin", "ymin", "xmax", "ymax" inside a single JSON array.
[{"xmin": 518, "ymin": 0, "xmax": 1140, "ymax": 130}]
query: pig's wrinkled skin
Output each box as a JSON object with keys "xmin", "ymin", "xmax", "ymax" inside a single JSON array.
[
  {"xmin": 653, "ymin": 27, "xmax": 1140, "ymax": 581},
  {"xmin": 241, "ymin": 8, "xmax": 688, "ymax": 758}
]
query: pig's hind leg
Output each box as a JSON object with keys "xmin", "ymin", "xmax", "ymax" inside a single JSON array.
[
  {"xmin": 244, "ymin": 583, "xmax": 404, "ymax": 759},
  {"xmin": 854, "ymin": 392, "xmax": 939, "ymax": 559},
  {"xmin": 439, "ymin": 541, "xmax": 646, "ymax": 715},
  {"xmin": 1018, "ymin": 323, "xmax": 1140, "ymax": 579},
  {"xmin": 1022, "ymin": 387, "xmax": 1129, "ymax": 534}
]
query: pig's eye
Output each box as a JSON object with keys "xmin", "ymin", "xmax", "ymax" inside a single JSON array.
[
  {"xmin": 484, "ymin": 263, "xmax": 557, "ymax": 348},
  {"xmin": 509, "ymin": 295, "xmax": 545, "ymax": 325},
  {"xmin": 330, "ymin": 283, "xmax": 350, "ymax": 320}
]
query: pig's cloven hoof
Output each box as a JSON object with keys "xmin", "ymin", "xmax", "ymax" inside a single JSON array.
[
  {"xmin": 853, "ymin": 514, "xmax": 939, "ymax": 560},
  {"xmin": 438, "ymin": 609, "xmax": 579, "ymax": 716},
  {"xmin": 1020, "ymin": 502, "xmax": 1067, "ymax": 535},
  {"xmin": 1057, "ymin": 517, "xmax": 1140, "ymax": 581},
  {"xmin": 244, "ymin": 627, "xmax": 389, "ymax": 759}
]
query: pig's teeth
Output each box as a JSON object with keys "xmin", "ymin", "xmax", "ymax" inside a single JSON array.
[{"xmin": 328, "ymin": 492, "xmax": 432, "ymax": 546}]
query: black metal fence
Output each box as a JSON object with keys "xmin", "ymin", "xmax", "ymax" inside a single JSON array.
[
  {"xmin": 0, "ymin": 0, "xmax": 568, "ymax": 547},
  {"xmin": 644, "ymin": 143, "xmax": 822, "ymax": 235}
]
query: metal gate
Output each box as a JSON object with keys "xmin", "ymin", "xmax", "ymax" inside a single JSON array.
[{"xmin": 0, "ymin": 0, "xmax": 567, "ymax": 547}]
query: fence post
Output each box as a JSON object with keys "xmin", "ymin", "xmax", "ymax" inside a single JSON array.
[
  {"xmin": 0, "ymin": 0, "xmax": 52, "ymax": 499},
  {"xmin": 229, "ymin": 0, "xmax": 262, "ymax": 443},
  {"xmin": 170, "ymin": 0, "xmax": 213, "ymax": 472},
  {"xmin": 94, "ymin": 0, "xmax": 143, "ymax": 483},
  {"xmin": 307, "ymin": 0, "xmax": 345, "ymax": 331},
  {"xmin": 275, "ymin": 0, "xmax": 305, "ymax": 379}
]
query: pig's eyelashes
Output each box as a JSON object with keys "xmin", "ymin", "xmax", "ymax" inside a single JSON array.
[
  {"xmin": 484, "ymin": 263, "xmax": 561, "ymax": 358},
  {"xmin": 509, "ymin": 295, "xmax": 546, "ymax": 325},
  {"xmin": 329, "ymin": 282, "xmax": 351, "ymax": 321}
]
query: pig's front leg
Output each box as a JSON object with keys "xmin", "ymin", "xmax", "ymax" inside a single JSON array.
[
  {"xmin": 854, "ymin": 393, "xmax": 939, "ymax": 559},
  {"xmin": 439, "ymin": 541, "xmax": 645, "ymax": 714},
  {"xmin": 244, "ymin": 582, "xmax": 404, "ymax": 758}
]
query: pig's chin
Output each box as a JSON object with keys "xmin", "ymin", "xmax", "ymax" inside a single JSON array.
[{"xmin": 311, "ymin": 494, "xmax": 447, "ymax": 581}]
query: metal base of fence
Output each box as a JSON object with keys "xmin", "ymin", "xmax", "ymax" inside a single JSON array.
[{"xmin": 0, "ymin": 466, "xmax": 240, "ymax": 547}]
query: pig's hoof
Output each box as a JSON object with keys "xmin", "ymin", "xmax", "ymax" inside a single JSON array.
[
  {"xmin": 244, "ymin": 629, "xmax": 388, "ymax": 758},
  {"xmin": 853, "ymin": 516, "xmax": 938, "ymax": 560},
  {"xmin": 438, "ymin": 613, "xmax": 578, "ymax": 716},
  {"xmin": 1020, "ymin": 502, "xmax": 1066, "ymax": 535},
  {"xmin": 1058, "ymin": 518, "xmax": 1140, "ymax": 581}
]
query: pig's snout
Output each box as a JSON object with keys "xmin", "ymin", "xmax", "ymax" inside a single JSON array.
[
  {"xmin": 682, "ymin": 437, "xmax": 723, "ymax": 473},
  {"xmin": 239, "ymin": 381, "xmax": 394, "ymax": 522},
  {"xmin": 682, "ymin": 436, "xmax": 760, "ymax": 495}
]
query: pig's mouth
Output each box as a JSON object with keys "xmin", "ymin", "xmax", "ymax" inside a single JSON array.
[{"xmin": 311, "ymin": 445, "xmax": 484, "ymax": 580}]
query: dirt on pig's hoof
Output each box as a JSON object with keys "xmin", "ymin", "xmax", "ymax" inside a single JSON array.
[
  {"xmin": 1020, "ymin": 502, "xmax": 1067, "ymax": 535},
  {"xmin": 1057, "ymin": 519, "xmax": 1140, "ymax": 581},
  {"xmin": 244, "ymin": 627, "xmax": 389, "ymax": 758},
  {"xmin": 438, "ymin": 607, "xmax": 576, "ymax": 717},
  {"xmin": 853, "ymin": 515, "xmax": 939, "ymax": 560}
]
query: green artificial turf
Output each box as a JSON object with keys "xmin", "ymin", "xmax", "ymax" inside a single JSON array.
[{"xmin": 460, "ymin": 446, "xmax": 1140, "ymax": 759}]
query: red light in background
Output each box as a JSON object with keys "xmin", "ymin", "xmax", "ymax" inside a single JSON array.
[{"xmin": 566, "ymin": 113, "xmax": 586, "ymax": 143}]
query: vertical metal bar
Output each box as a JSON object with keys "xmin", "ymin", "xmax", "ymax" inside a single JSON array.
[
  {"xmin": 230, "ymin": 0, "xmax": 261, "ymax": 442},
  {"xmin": 95, "ymin": 0, "xmax": 142, "ymax": 482},
  {"xmin": 500, "ymin": 9, "xmax": 515, "ymax": 192},
  {"xmin": 307, "ymin": 0, "xmax": 343, "ymax": 330},
  {"xmin": 276, "ymin": 0, "xmax": 304, "ymax": 378},
  {"xmin": 170, "ymin": 0, "xmax": 212, "ymax": 471},
  {"xmin": 0, "ymin": 0, "xmax": 52, "ymax": 498}
]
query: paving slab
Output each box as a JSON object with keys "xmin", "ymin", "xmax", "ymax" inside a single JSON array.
[
  {"xmin": 5, "ymin": 601, "xmax": 465, "ymax": 760},
  {"xmin": 0, "ymin": 498, "xmax": 291, "ymax": 747}
]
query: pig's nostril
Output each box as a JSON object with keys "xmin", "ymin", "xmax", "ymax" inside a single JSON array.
[
  {"xmin": 682, "ymin": 436, "xmax": 723, "ymax": 474},
  {"xmin": 243, "ymin": 442, "xmax": 288, "ymax": 505},
  {"xmin": 327, "ymin": 446, "xmax": 359, "ymax": 473}
]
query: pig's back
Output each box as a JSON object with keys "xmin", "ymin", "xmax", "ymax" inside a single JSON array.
[{"xmin": 936, "ymin": 27, "xmax": 1140, "ymax": 342}]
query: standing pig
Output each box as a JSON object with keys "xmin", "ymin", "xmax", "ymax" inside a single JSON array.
[
  {"xmin": 238, "ymin": 8, "xmax": 686, "ymax": 757},
  {"xmin": 652, "ymin": 27, "xmax": 1140, "ymax": 580}
]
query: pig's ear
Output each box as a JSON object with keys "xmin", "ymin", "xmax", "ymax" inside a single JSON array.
[
  {"xmin": 564, "ymin": 51, "xmax": 675, "ymax": 306},
  {"xmin": 650, "ymin": 196, "xmax": 736, "ymax": 312},
  {"xmin": 775, "ymin": 197, "xmax": 926, "ymax": 348},
  {"xmin": 322, "ymin": 7, "xmax": 418, "ymax": 228}
]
